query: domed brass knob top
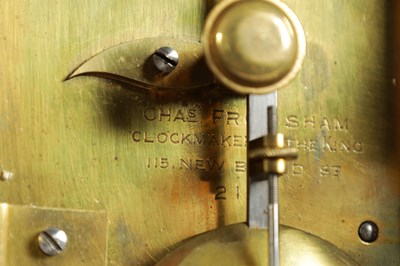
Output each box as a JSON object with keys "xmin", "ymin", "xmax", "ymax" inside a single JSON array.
[{"xmin": 203, "ymin": 0, "xmax": 306, "ymax": 94}]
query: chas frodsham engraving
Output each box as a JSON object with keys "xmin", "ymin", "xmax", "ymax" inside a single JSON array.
[
  {"xmin": 284, "ymin": 115, "xmax": 363, "ymax": 179},
  {"xmin": 285, "ymin": 115, "xmax": 363, "ymax": 154},
  {"xmin": 132, "ymin": 106, "xmax": 246, "ymax": 147}
]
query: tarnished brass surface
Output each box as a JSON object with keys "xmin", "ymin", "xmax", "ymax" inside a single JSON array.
[
  {"xmin": 0, "ymin": 204, "xmax": 107, "ymax": 266},
  {"xmin": 0, "ymin": 1, "xmax": 246, "ymax": 265},
  {"xmin": 156, "ymin": 223, "xmax": 358, "ymax": 266},
  {"xmin": 278, "ymin": 1, "xmax": 400, "ymax": 265}
]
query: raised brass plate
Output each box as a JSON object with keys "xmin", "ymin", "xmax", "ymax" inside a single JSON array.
[{"xmin": 0, "ymin": 204, "xmax": 107, "ymax": 266}]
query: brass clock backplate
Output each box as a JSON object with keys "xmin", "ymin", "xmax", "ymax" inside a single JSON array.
[{"xmin": 0, "ymin": 1, "xmax": 399, "ymax": 266}]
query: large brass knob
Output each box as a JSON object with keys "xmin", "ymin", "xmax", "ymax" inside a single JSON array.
[{"xmin": 203, "ymin": 0, "xmax": 306, "ymax": 94}]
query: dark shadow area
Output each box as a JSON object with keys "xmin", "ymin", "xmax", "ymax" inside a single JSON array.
[{"xmin": 388, "ymin": 0, "xmax": 400, "ymax": 165}]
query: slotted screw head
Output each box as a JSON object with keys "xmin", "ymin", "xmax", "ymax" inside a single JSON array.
[
  {"xmin": 152, "ymin": 47, "xmax": 179, "ymax": 73},
  {"xmin": 38, "ymin": 228, "xmax": 68, "ymax": 256}
]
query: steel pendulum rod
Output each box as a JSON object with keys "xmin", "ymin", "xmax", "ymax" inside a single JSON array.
[
  {"xmin": 248, "ymin": 94, "xmax": 297, "ymax": 265},
  {"xmin": 267, "ymin": 106, "xmax": 279, "ymax": 266},
  {"xmin": 269, "ymin": 173, "xmax": 279, "ymax": 266}
]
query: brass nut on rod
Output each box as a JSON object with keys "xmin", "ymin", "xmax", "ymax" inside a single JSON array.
[{"xmin": 249, "ymin": 133, "xmax": 298, "ymax": 176}]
